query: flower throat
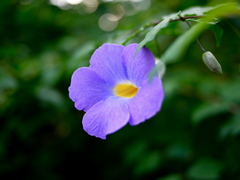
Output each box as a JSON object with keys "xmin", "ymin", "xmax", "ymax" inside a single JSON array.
[{"xmin": 114, "ymin": 83, "xmax": 138, "ymax": 98}]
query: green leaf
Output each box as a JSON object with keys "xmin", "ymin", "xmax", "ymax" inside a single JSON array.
[
  {"xmin": 67, "ymin": 42, "xmax": 94, "ymax": 73},
  {"xmin": 122, "ymin": 27, "xmax": 148, "ymax": 45},
  {"xmin": 149, "ymin": 20, "xmax": 210, "ymax": 77},
  {"xmin": 136, "ymin": 12, "xmax": 180, "ymax": 54},
  {"xmin": 208, "ymin": 24, "xmax": 224, "ymax": 46},
  {"xmin": 157, "ymin": 174, "xmax": 182, "ymax": 180},
  {"xmin": 219, "ymin": 113, "xmax": 240, "ymax": 138},
  {"xmin": 133, "ymin": 151, "xmax": 163, "ymax": 176},
  {"xmin": 124, "ymin": 141, "xmax": 147, "ymax": 164},
  {"xmin": 181, "ymin": 3, "xmax": 240, "ymax": 17},
  {"xmin": 219, "ymin": 81, "xmax": 240, "ymax": 102},
  {"xmin": 166, "ymin": 142, "xmax": 191, "ymax": 160},
  {"xmin": 187, "ymin": 158, "xmax": 224, "ymax": 180},
  {"xmin": 181, "ymin": 6, "xmax": 213, "ymax": 16},
  {"xmin": 35, "ymin": 87, "xmax": 64, "ymax": 108},
  {"xmin": 187, "ymin": 18, "xmax": 220, "ymax": 25},
  {"xmin": 192, "ymin": 102, "xmax": 230, "ymax": 124},
  {"xmin": 150, "ymin": 3, "xmax": 240, "ymax": 77}
]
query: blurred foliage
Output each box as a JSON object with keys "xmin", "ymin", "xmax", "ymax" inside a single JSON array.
[{"xmin": 0, "ymin": 0, "xmax": 240, "ymax": 180}]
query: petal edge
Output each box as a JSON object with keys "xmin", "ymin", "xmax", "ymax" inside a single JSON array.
[
  {"xmin": 82, "ymin": 97, "xmax": 130, "ymax": 139},
  {"xmin": 69, "ymin": 67, "xmax": 111, "ymax": 112},
  {"xmin": 128, "ymin": 77, "xmax": 164, "ymax": 126}
]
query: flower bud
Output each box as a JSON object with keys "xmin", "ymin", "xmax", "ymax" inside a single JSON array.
[{"xmin": 202, "ymin": 51, "xmax": 223, "ymax": 75}]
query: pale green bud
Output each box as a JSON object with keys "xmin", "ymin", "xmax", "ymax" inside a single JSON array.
[{"xmin": 202, "ymin": 51, "xmax": 223, "ymax": 75}]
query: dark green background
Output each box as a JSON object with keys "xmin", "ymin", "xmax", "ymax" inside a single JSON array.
[{"xmin": 1, "ymin": 0, "xmax": 240, "ymax": 179}]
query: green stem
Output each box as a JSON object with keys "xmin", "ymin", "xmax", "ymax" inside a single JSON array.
[
  {"xmin": 122, "ymin": 15, "xmax": 205, "ymax": 45},
  {"xmin": 151, "ymin": 15, "xmax": 205, "ymax": 26},
  {"xmin": 179, "ymin": 14, "xmax": 207, "ymax": 52}
]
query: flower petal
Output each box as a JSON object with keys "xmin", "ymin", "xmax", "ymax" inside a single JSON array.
[
  {"xmin": 90, "ymin": 44, "xmax": 128, "ymax": 84},
  {"xmin": 128, "ymin": 77, "xmax": 164, "ymax": 126},
  {"xmin": 122, "ymin": 44, "xmax": 156, "ymax": 86},
  {"xmin": 69, "ymin": 67, "xmax": 111, "ymax": 112},
  {"xmin": 82, "ymin": 97, "xmax": 130, "ymax": 139}
]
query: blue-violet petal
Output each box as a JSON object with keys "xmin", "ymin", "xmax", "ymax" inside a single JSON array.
[
  {"xmin": 69, "ymin": 67, "xmax": 111, "ymax": 112},
  {"xmin": 90, "ymin": 44, "xmax": 128, "ymax": 84},
  {"xmin": 122, "ymin": 43, "xmax": 156, "ymax": 86},
  {"xmin": 128, "ymin": 77, "xmax": 164, "ymax": 126},
  {"xmin": 82, "ymin": 97, "xmax": 130, "ymax": 139}
]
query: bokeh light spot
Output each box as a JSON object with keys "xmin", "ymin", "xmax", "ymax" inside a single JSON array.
[
  {"xmin": 66, "ymin": 0, "xmax": 83, "ymax": 5},
  {"xmin": 82, "ymin": 0, "xmax": 99, "ymax": 13},
  {"xmin": 98, "ymin": 13, "xmax": 119, "ymax": 32}
]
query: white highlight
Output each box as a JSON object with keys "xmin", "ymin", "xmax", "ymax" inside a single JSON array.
[
  {"xmin": 66, "ymin": 0, "xmax": 83, "ymax": 5},
  {"xmin": 98, "ymin": 13, "xmax": 119, "ymax": 32}
]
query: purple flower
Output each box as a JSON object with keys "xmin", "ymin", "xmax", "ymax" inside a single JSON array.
[{"xmin": 69, "ymin": 43, "xmax": 164, "ymax": 139}]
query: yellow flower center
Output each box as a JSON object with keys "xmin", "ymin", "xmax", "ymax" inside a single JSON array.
[{"xmin": 114, "ymin": 83, "xmax": 138, "ymax": 98}]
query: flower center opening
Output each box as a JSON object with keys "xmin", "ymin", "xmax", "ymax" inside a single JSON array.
[{"xmin": 114, "ymin": 83, "xmax": 138, "ymax": 98}]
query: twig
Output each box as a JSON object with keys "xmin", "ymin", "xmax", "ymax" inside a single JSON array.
[
  {"xmin": 151, "ymin": 15, "xmax": 205, "ymax": 26},
  {"xmin": 178, "ymin": 14, "xmax": 207, "ymax": 52},
  {"xmin": 122, "ymin": 15, "xmax": 205, "ymax": 45}
]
